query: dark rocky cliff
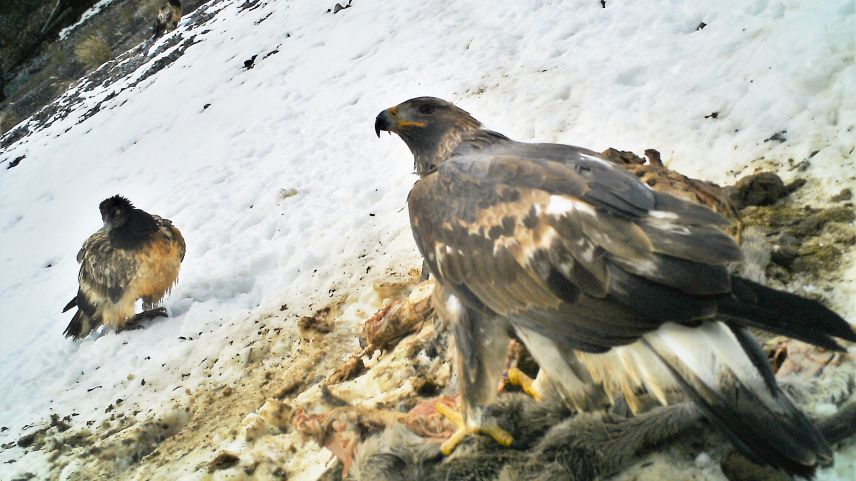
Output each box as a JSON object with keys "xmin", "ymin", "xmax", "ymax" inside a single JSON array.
[{"xmin": 0, "ymin": 0, "xmax": 204, "ymax": 135}]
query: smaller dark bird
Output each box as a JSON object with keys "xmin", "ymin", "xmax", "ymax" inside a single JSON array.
[
  {"xmin": 63, "ymin": 195, "xmax": 186, "ymax": 339},
  {"xmin": 244, "ymin": 55, "xmax": 258, "ymax": 70},
  {"xmin": 152, "ymin": 0, "xmax": 183, "ymax": 38}
]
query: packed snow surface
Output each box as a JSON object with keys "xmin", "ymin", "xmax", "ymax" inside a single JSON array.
[{"xmin": 1, "ymin": 0, "xmax": 854, "ymax": 479}]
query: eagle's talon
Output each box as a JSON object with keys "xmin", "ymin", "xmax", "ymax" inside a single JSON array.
[
  {"xmin": 482, "ymin": 422, "xmax": 513, "ymax": 447},
  {"xmin": 507, "ymin": 367, "xmax": 542, "ymax": 401},
  {"xmin": 439, "ymin": 426, "xmax": 468, "ymax": 455},
  {"xmin": 435, "ymin": 402, "xmax": 464, "ymax": 427},
  {"xmin": 435, "ymin": 402, "xmax": 514, "ymax": 454}
]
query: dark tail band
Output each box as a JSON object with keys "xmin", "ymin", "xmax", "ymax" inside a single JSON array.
[{"xmin": 720, "ymin": 276, "xmax": 856, "ymax": 351}]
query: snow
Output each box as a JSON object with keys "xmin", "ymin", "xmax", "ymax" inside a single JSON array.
[
  {"xmin": 1, "ymin": 0, "xmax": 854, "ymax": 479},
  {"xmin": 58, "ymin": 0, "xmax": 124, "ymax": 40}
]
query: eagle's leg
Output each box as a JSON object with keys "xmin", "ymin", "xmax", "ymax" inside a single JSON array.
[
  {"xmin": 506, "ymin": 367, "xmax": 543, "ymax": 401},
  {"xmin": 435, "ymin": 402, "xmax": 512, "ymax": 455},
  {"xmin": 434, "ymin": 289, "xmax": 513, "ymax": 454},
  {"xmin": 121, "ymin": 307, "xmax": 168, "ymax": 331}
]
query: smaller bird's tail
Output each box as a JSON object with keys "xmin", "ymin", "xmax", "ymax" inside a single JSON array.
[
  {"xmin": 63, "ymin": 309, "xmax": 96, "ymax": 340},
  {"xmin": 152, "ymin": 21, "xmax": 165, "ymax": 38},
  {"xmin": 720, "ymin": 276, "xmax": 856, "ymax": 350},
  {"xmin": 61, "ymin": 296, "xmax": 77, "ymax": 313}
]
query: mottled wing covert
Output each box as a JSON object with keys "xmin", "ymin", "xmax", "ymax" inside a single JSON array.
[
  {"xmin": 408, "ymin": 140, "xmax": 741, "ymax": 353},
  {"xmin": 77, "ymin": 229, "xmax": 139, "ymax": 309}
]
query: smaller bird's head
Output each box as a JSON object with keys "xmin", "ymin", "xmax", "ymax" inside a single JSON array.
[
  {"xmin": 99, "ymin": 195, "xmax": 134, "ymax": 232},
  {"xmin": 375, "ymin": 97, "xmax": 481, "ymax": 176},
  {"xmin": 168, "ymin": 0, "xmax": 182, "ymax": 7}
]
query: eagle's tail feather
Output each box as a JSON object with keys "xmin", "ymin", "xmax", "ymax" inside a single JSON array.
[
  {"xmin": 644, "ymin": 322, "xmax": 832, "ymax": 476},
  {"xmin": 61, "ymin": 296, "xmax": 77, "ymax": 313},
  {"xmin": 720, "ymin": 276, "xmax": 856, "ymax": 351},
  {"xmin": 63, "ymin": 309, "xmax": 95, "ymax": 340}
]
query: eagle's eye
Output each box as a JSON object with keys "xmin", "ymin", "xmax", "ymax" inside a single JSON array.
[{"xmin": 418, "ymin": 104, "xmax": 435, "ymax": 115}]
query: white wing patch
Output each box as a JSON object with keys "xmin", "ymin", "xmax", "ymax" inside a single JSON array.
[
  {"xmin": 546, "ymin": 195, "xmax": 597, "ymax": 217},
  {"xmin": 649, "ymin": 210, "xmax": 680, "ymax": 220},
  {"xmin": 579, "ymin": 152, "xmax": 615, "ymax": 167}
]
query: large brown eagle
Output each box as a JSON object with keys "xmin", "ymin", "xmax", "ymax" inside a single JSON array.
[
  {"xmin": 375, "ymin": 97, "xmax": 856, "ymax": 475},
  {"xmin": 62, "ymin": 195, "xmax": 186, "ymax": 340}
]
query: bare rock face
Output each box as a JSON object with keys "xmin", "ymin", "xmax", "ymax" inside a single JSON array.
[
  {"xmin": 0, "ymin": 1, "xmax": 97, "ymax": 69},
  {"xmin": 1, "ymin": 0, "xmax": 97, "ymax": 133},
  {"xmin": 1, "ymin": 1, "xmax": 208, "ymax": 136}
]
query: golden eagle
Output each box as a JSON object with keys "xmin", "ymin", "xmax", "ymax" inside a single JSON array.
[{"xmin": 375, "ymin": 97, "xmax": 856, "ymax": 475}]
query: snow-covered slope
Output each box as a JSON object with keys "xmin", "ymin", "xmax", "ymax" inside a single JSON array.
[{"xmin": 1, "ymin": 0, "xmax": 854, "ymax": 479}]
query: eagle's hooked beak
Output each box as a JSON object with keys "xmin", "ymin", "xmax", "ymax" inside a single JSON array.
[{"xmin": 374, "ymin": 107, "xmax": 398, "ymax": 137}]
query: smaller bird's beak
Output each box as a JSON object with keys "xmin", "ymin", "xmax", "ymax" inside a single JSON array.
[{"xmin": 374, "ymin": 107, "xmax": 397, "ymax": 137}]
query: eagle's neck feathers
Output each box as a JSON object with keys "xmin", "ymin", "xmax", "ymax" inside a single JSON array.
[
  {"xmin": 413, "ymin": 127, "xmax": 509, "ymax": 177},
  {"xmin": 413, "ymin": 127, "xmax": 467, "ymax": 176}
]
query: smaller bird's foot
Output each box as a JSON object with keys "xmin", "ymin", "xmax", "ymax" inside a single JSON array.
[
  {"xmin": 435, "ymin": 402, "xmax": 513, "ymax": 455},
  {"xmin": 506, "ymin": 367, "xmax": 542, "ymax": 401},
  {"xmin": 123, "ymin": 307, "xmax": 168, "ymax": 331}
]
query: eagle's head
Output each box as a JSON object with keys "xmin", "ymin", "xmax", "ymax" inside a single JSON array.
[
  {"xmin": 375, "ymin": 97, "xmax": 481, "ymax": 176},
  {"xmin": 99, "ymin": 195, "xmax": 134, "ymax": 232}
]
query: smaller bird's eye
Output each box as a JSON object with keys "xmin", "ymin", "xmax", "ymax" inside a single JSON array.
[
  {"xmin": 115, "ymin": 209, "xmax": 121, "ymax": 216},
  {"xmin": 419, "ymin": 104, "xmax": 435, "ymax": 115}
]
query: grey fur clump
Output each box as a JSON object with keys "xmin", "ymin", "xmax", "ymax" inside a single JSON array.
[
  {"xmin": 342, "ymin": 388, "xmax": 856, "ymax": 481},
  {"xmin": 349, "ymin": 394, "xmax": 701, "ymax": 481}
]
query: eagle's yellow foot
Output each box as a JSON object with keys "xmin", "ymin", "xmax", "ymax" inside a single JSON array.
[
  {"xmin": 506, "ymin": 367, "xmax": 542, "ymax": 401},
  {"xmin": 435, "ymin": 402, "xmax": 513, "ymax": 455}
]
